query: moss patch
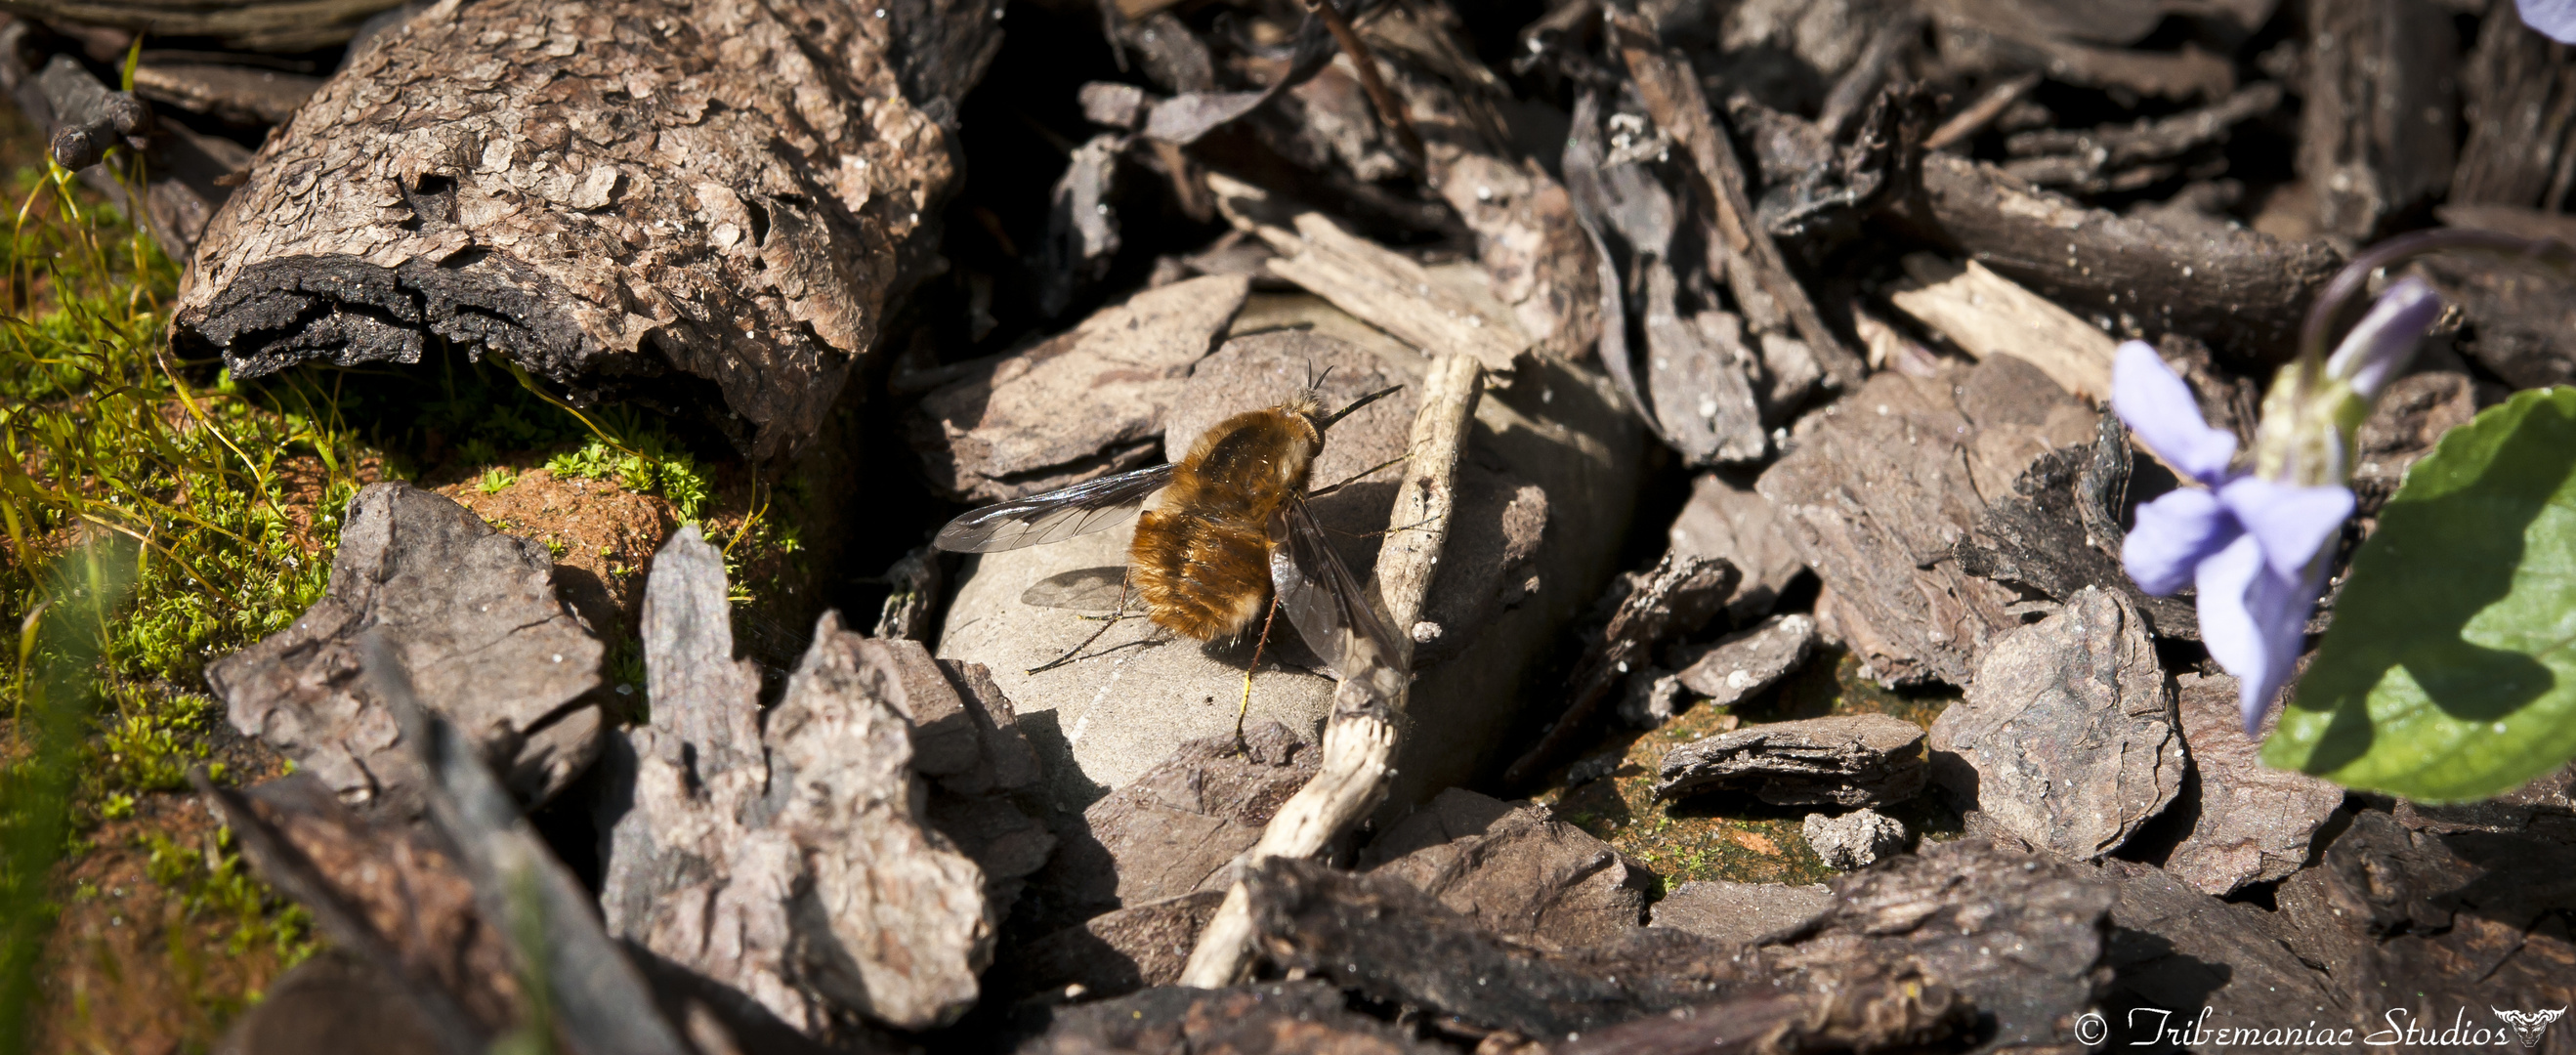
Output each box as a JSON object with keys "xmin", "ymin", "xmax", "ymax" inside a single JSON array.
[{"xmin": 1534, "ymin": 648, "xmax": 1963, "ymax": 894}]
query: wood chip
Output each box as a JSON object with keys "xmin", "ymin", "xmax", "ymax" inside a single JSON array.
[
  {"xmin": 1359, "ymin": 788, "xmax": 1649, "ymax": 951},
  {"xmin": 1655, "ymin": 713, "xmax": 1929, "ymax": 808},
  {"xmin": 1888, "ymin": 254, "xmax": 2116, "ymax": 401},
  {"xmin": 1647, "ymin": 879, "xmax": 1834, "ymax": 948},
  {"xmin": 1927, "ymin": 586, "xmax": 2182, "ymax": 861},
  {"xmin": 207, "ymin": 482, "xmax": 605, "ymax": 818}
]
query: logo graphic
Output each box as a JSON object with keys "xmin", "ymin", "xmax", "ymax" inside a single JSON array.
[
  {"xmin": 2073, "ymin": 1012, "xmax": 2108, "ymax": 1045},
  {"xmin": 2493, "ymin": 1007, "xmax": 2566, "ymax": 1049}
]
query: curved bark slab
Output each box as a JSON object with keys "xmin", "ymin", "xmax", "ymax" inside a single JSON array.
[{"xmin": 170, "ymin": 0, "xmax": 1000, "ymax": 459}]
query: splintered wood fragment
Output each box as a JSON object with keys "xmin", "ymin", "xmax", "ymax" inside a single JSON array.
[
  {"xmin": 1887, "ymin": 254, "xmax": 2117, "ymax": 401},
  {"xmin": 1925, "ymin": 71, "xmax": 2040, "ymax": 152},
  {"xmin": 1211, "ymin": 176, "xmax": 1526, "ymax": 371},
  {"xmin": 1606, "ymin": 12, "xmax": 1864, "ymax": 392},
  {"xmin": 1178, "ymin": 354, "xmax": 1483, "ymax": 989}
]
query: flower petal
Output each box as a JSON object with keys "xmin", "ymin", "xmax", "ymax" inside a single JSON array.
[
  {"xmin": 2195, "ymin": 535, "xmax": 2322, "ymax": 736},
  {"xmin": 2323, "ymin": 277, "xmax": 2444, "ymax": 400},
  {"xmin": 2123, "ymin": 487, "xmax": 2238, "ymax": 596},
  {"xmin": 2219, "ymin": 478, "xmax": 2355, "ymax": 580},
  {"xmin": 2521, "ymin": 0, "xmax": 2576, "ymax": 43},
  {"xmin": 2112, "ymin": 341, "xmax": 2236, "ymax": 485}
]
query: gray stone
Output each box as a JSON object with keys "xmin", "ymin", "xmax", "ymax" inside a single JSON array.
[
  {"xmin": 1928, "ymin": 586, "xmax": 2182, "ymax": 862},
  {"xmin": 1648, "ymin": 879, "xmax": 1833, "ymax": 947},
  {"xmin": 1803, "ymin": 809, "xmax": 1906, "ymax": 870},
  {"xmin": 208, "ymin": 482, "xmax": 605, "ymax": 817},
  {"xmin": 1655, "ymin": 713, "xmax": 1928, "ymax": 808}
]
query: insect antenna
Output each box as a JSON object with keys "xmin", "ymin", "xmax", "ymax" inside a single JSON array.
[{"xmin": 1322, "ymin": 384, "xmax": 1405, "ymax": 428}]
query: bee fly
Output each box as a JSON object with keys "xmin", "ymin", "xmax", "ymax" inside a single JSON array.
[{"xmin": 933, "ymin": 374, "xmax": 1409, "ymax": 733}]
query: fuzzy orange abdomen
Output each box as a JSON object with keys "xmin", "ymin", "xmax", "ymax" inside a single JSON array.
[{"xmin": 1128, "ymin": 507, "xmax": 1276, "ymax": 640}]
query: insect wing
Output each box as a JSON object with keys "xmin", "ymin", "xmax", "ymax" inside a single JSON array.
[
  {"xmin": 1267, "ymin": 498, "xmax": 1405, "ymax": 683},
  {"xmin": 933, "ymin": 463, "xmax": 1176, "ymax": 553}
]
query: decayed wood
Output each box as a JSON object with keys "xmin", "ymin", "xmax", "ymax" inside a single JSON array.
[
  {"xmin": 169, "ymin": 0, "xmax": 1001, "ymax": 459},
  {"xmin": 1177, "ymin": 353, "xmax": 1481, "ymax": 988},
  {"xmin": 1892, "ymin": 153, "xmax": 2344, "ymax": 365},
  {"xmin": 2453, "ymin": 0, "xmax": 2576, "ymax": 211},
  {"xmin": 1608, "ymin": 11, "xmax": 1864, "ymax": 393},
  {"xmin": 1208, "ymin": 174, "xmax": 1527, "ymax": 372},
  {"xmin": 2300, "ymin": 0, "xmax": 2458, "ymax": 239},
  {"xmin": 0, "ymin": 0, "xmax": 404, "ymax": 52},
  {"xmin": 1887, "ymin": 254, "xmax": 2116, "ymax": 401}
]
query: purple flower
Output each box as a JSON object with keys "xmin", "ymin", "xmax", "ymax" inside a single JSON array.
[
  {"xmin": 2114, "ymin": 278, "xmax": 2443, "ymax": 736},
  {"xmin": 2116, "ymin": 342, "xmax": 2352, "ymax": 735},
  {"xmin": 2522, "ymin": 0, "xmax": 2576, "ymax": 43}
]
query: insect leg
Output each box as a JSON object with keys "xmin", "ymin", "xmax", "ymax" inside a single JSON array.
[
  {"xmin": 1028, "ymin": 573, "xmax": 1138, "ymax": 675},
  {"xmin": 1235, "ymin": 590, "xmax": 1284, "ymax": 744},
  {"xmin": 1304, "ymin": 453, "xmax": 1410, "ymax": 499}
]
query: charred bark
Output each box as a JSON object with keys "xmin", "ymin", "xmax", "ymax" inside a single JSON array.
[{"xmin": 169, "ymin": 0, "xmax": 1001, "ymax": 459}]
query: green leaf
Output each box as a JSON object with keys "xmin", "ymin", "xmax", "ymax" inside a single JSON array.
[{"xmin": 2266, "ymin": 387, "xmax": 2576, "ymax": 801}]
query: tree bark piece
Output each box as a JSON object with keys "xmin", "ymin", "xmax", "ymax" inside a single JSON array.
[
  {"xmin": 1761, "ymin": 838, "xmax": 2119, "ymax": 1055},
  {"xmin": 2094, "ymin": 858, "xmax": 2348, "ymax": 1047},
  {"xmin": 131, "ymin": 61, "xmax": 321, "ymax": 126},
  {"xmin": 1357, "ymin": 787, "xmax": 1649, "ymax": 952},
  {"xmin": 1210, "ymin": 177, "xmax": 1529, "ymax": 372},
  {"xmin": 2453, "ymin": 0, "xmax": 2576, "ymax": 212},
  {"xmin": 1669, "ymin": 613, "xmax": 1819, "ymax": 709},
  {"xmin": 2000, "ymin": 83, "xmax": 2281, "ymax": 196},
  {"xmin": 1891, "ymin": 153, "xmax": 2344, "ymax": 365},
  {"xmin": 1647, "ymin": 880, "xmax": 1834, "ymax": 948},
  {"xmin": 1757, "ymin": 357, "xmax": 2095, "ymax": 687},
  {"xmin": 1952, "ymin": 415, "xmax": 2199, "ymax": 639},
  {"xmin": 169, "ymin": 0, "xmax": 1001, "ymax": 459},
  {"xmin": 207, "ymin": 482, "xmax": 604, "ymax": 818},
  {"xmin": 1242, "ymin": 858, "xmax": 1768, "ymax": 1039},
  {"xmin": 2140, "ymin": 673, "xmax": 2348, "ymax": 897},
  {"xmin": 908, "ymin": 274, "xmax": 1249, "ymax": 503},
  {"xmin": 1654, "ymin": 713, "xmax": 1929, "ymax": 809},
  {"xmin": 2300, "ymin": 0, "xmax": 2458, "ymax": 240},
  {"xmin": 1927, "ymin": 586, "xmax": 2182, "ymax": 862},
  {"xmin": 597, "ymin": 529, "xmax": 994, "ymax": 1036},
  {"xmin": 1021, "ymin": 980, "xmax": 1448, "ymax": 1055},
  {"xmin": 1506, "ymin": 551, "xmax": 1739, "ymax": 784},
  {"xmin": 1667, "ymin": 473, "xmax": 1808, "ymax": 623},
  {"xmin": 1887, "ymin": 254, "xmax": 2116, "ymax": 401},
  {"xmin": 1609, "ymin": 11, "xmax": 1865, "ymax": 392},
  {"xmin": 0, "ymin": 0, "xmax": 407, "ymax": 51}
]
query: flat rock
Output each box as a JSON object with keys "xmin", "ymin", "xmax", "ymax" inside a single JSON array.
[
  {"xmin": 1757, "ymin": 357, "xmax": 2095, "ymax": 687},
  {"xmin": 208, "ymin": 481, "xmax": 604, "ymax": 817},
  {"xmin": 1668, "ymin": 472, "xmax": 1808, "ymax": 623},
  {"xmin": 909, "ymin": 274, "xmax": 1250, "ymax": 502},
  {"xmin": 1762, "ymin": 839, "xmax": 2120, "ymax": 1055},
  {"xmin": 1647, "ymin": 880, "xmax": 1833, "ymax": 947},
  {"xmin": 1655, "ymin": 713, "xmax": 1928, "ymax": 808},
  {"xmin": 1928, "ymin": 586, "xmax": 2181, "ymax": 861},
  {"xmin": 1359, "ymin": 788, "xmax": 1648, "ymax": 950},
  {"xmin": 2150, "ymin": 672, "xmax": 2344, "ymax": 896},
  {"xmin": 597, "ymin": 529, "xmax": 993, "ymax": 1036},
  {"xmin": 1670, "ymin": 612, "xmax": 1818, "ymax": 707},
  {"xmin": 1803, "ymin": 809, "xmax": 1906, "ymax": 870}
]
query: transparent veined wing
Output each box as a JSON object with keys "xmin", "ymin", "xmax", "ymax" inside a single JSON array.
[
  {"xmin": 1266, "ymin": 497, "xmax": 1406, "ymax": 683},
  {"xmin": 933, "ymin": 463, "xmax": 1176, "ymax": 553}
]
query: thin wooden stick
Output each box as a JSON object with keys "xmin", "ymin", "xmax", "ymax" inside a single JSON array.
[
  {"xmin": 1177, "ymin": 353, "xmax": 1481, "ymax": 987},
  {"xmin": 1305, "ymin": 0, "xmax": 1426, "ymax": 168}
]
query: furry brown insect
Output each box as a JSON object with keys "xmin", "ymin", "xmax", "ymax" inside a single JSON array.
[{"xmin": 933, "ymin": 378, "xmax": 1408, "ymax": 726}]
